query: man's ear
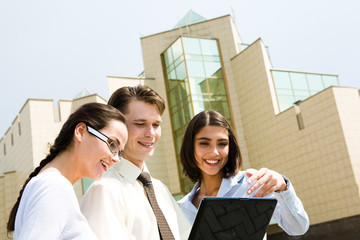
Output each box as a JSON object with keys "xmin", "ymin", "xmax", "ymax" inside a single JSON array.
[{"xmin": 74, "ymin": 122, "xmax": 87, "ymax": 142}]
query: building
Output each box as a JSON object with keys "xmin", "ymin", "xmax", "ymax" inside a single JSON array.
[
  {"xmin": 107, "ymin": 11, "xmax": 360, "ymax": 239},
  {"xmin": 1, "ymin": 10, "xmax": 359, "ymax": 239},
  {"xmin": 0, "ymin": 91, "xmax": 105, "ymax": 238}
]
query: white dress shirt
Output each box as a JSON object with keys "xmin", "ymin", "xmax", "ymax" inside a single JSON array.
[
  {"xmin": 178, "ymin": 171, "xmax": 309, "ymax": 237},
  {"xmin": 14, "ymin": 171, "xmax": 97, "ymax": 240},
  {"xmin": 80, "ymin": 158, "xmax": 191, "ymax": 240}
]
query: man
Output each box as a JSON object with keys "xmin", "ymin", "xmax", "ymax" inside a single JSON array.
[{"xmin": 80, "ymin": 85, "xmax": 191, "ymax": 240}]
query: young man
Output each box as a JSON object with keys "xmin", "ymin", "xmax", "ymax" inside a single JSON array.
[{"xmin": 80, "ymin": 85, "xmax": 191, "ymax": 240}]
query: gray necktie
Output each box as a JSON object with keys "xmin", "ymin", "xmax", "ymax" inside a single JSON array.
[{"xmin": 137, "ymin": 172, "xmax": 175, "ymax": 240}]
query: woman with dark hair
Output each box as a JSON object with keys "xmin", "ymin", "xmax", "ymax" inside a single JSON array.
[
  {"xmin": 178, "ymin": 110, "xmax": 309, "ymax": 237},
  {"xmin": 7, "ymin": 102, "xmax": 128, "ymax": 240}
]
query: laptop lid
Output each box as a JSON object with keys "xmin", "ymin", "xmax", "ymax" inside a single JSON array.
[{"xmin": 188, "ymin": 197, "xmax": 277, "ymax": 240}]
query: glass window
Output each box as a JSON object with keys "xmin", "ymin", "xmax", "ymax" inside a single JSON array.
[
  {"xmin": 185, "ymin": 54, "xmax": 203, "ymax": 61},
  {"xmin": 163, "ymin": 49, "xmax": 173, "ymax": 67},
  {"xmin": 171, "ymin": 38, "xmax": 184, "ymax": 61},
  {"xmin": 204, "ymin": 61, "xmax": 221, "ymax": 78},
  {"xmin": 193, "ymin": 101, "xmax": 206, "ymax": 114},
  {"xmin": 183, "ymin": 37, "xmax": 201, "ymax": 55},
  {"xmin": 276, "ymin": 89, "xmax": 293, "ymax": 95},
  {"xmin": 278, "ymin": 95, "xmax": 295, "ymax": 111},
  {"xmin": 187, "ymin": 60, "xmax": 205, "ymax": 77},
  {"xmin": 272, "ymin": 71, "xmax": 292, "ymax": 89},
  {"xmin": 208, "ymin": 78, "xmax": 226, "ymax": 95},
  {"xmin": 290, "ymin": 72, "xmax": 308, "ymax": 90},
  {"xmin": 322, "ymin": 75, "xmax": 339, "ymax": 88},
  {"xmin": 189, "ymin": 77, "xmax": 207, "ymax": 95},
  {"xmin": 176, "ymin": 62, "xmax": 187, "ymax": 80},
  {"xmin": 82, "ymin": 178, "xmax": 94, "ymax": 193},
  {"xmin": 307, "ymin": 74, "xmax": 324, "ymax": 91},
  {"xmin": 293, "ymin": 90, "xmax": 310, "ymax": 97},
  {"xmin": 200, "ymin": 39, "xmax": 219, "ymax": 56}
]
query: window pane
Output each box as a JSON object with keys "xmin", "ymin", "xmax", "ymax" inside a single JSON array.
[
  {"xmin": 208, "ymin": 78, "xmax": 226, "ymax": 95},
  {"xmin": 204, "ymin": 61, "xmax": 221, "ymax": 78},
  {"xmin": 290, "ymin": 72, "xmax": 308, "ymax": 90},
  {"xmin": 183, "ymin": 37, "xmax": 201, "ymax": 55},
  {"xmin": 278, "ymin": 95, "xmax": 295, "ymax": 111},
  {"xmin": 323, "ymin": 75, "xmax": 339, "ymax": 88},
  {"xmin": 187, "ymin": 60, "xmax": 205, "ymax": 77},
  {"xmin": 189, "ymin": 77, "xmax": 207, "ymax": 95},
  {"xmin": 200, "ymin": 39, "xmax": 219, "ymax": 55},
  {"xmin": 272, "ymin": 71, "xmax": 292, "ymax": 89},
  {"xmin": 171, "ymin": 38, "xmax": 184, "ymax": 60},
  {"xmin": 307, "ymin": 74, "xmax": 324, "ymax": 91},
  {"xmin": 176, "ymin": 62, "xmax": 187, "ymax": 80}
]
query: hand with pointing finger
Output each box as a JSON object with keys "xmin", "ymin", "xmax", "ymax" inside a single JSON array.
[{"xmin": 246, "ymin": 168, "xmax": 288, "ymax": 198}]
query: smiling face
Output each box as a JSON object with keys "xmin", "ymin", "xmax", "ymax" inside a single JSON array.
[
  {"xmin": 194, "ymin": 125, "xmax": 229, "ymax": 178},
  {"xmin": 122, "ymin": 100, "xmax": 162, "ymax": 169},
  {"xmin": 83, "ymin": 120, "xmax": 128, "ymax": 180}
]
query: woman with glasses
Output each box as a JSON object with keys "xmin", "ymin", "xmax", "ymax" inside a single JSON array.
[{"xmin": 7, "ymin": 102, "xmax": 128, "ymax": 240}]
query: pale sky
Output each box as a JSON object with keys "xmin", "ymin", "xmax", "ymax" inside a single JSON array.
[{"xmin": 1, "ymin": 0, "xmax": 359, "ymax": 137}]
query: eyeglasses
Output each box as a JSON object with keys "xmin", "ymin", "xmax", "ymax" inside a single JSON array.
[{"xmin": 86, "ymin": 125, "xmax": 122, "ymax": 158}]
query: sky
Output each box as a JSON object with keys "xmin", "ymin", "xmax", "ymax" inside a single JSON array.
[{"xmin": 1, "ymin": 0, "xmax": 359, "ymax": 137}]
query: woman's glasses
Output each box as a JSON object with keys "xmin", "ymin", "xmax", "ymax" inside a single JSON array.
[{"xmin": 86, "ymin": 125, "xmax": 122, "ymax": 158}]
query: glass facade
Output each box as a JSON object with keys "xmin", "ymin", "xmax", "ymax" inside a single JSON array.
[
  {"xmin": 162, "ymin": 37, "xmax": 231, "ymax": 193},
  {"xmin": 272, "ymin": 70, "xmax": 339, "ymax": 112}
]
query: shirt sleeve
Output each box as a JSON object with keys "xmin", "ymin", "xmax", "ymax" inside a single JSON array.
[
  {"xmin": 271, "ymin": 180, "xmax": 310, "ymax": 236},
  {"xmin": 80, "ymin": 180, "xmax": 133, "ymax": 240}
]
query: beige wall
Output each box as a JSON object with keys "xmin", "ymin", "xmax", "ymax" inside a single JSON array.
[{"xmin": 231, "ymin": 39, "xmax": 360, "ymax": 224}]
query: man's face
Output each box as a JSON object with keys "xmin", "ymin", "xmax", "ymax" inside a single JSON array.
[{"xmin": 122, "ymin": 100, "xmax": 162, "ymax": 168}]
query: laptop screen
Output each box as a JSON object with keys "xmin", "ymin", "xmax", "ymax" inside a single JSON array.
[{"xmin": 188, "ymin": 197, "xmax": 277, "ymax": 240}]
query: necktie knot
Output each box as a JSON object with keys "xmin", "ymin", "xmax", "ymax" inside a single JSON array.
[{"xmin": 138, "ymin": 172, "xmax": 152, "ymax": 187}]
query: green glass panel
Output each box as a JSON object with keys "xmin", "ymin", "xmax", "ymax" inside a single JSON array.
[
  {"xmin": 294, "ymin": 95, "xmax": 309, "ymax": 101},
  {"xmin": 204, "ymin": 61, "xmax": 221, "ymax": 78},
  {"xmin": 176, "ymin": 62, "xmax": 187, "ymax": 80},
  {"xmin": 189, "ymin": 77, "xmax": 207, "ymax": 95},
  {"xmin": 200, "ymin": 39, "xmax": 219, "ymax": 56},
  {"xmin": 163, "ymin": 49, "xmax": 173, "ymax": 66},
  {"xmin": 203, "ymin": 55, "xmax": 220, "ymax": 62},
  {"xmin": 183, "ymin": 37, "xmax": 201, "ymax": 55},
  {"xmin": 193, "ymin": 101, "xmax": 206, "ymax": 114},
  {"xmin": 187, "ymin": 60, "xmax": 205, "ymax": 77},
  {"xmin": 212, "ymin": 70, "xmax": 224, "ymax": 78},
  {"xmin": 171, "ymin": 38, "xmax": 184, "ymax": 61},
  {"xmin": 174, "ymin": 55, "xmax": 184, "ymax": 67},
  {"xmin": 185, "ymin": 54, "xmax": 203, "ymax": 61},
  {"xmin": 208, "ymin": 78, "xmax": 226, "ymax": 95},
  {"xmin": 168, "ymin": 69, "xmax": 177, "ymax": 81},
  {"xmin": 278, "ymin": 95, "xmax": 295, "ymax": 111},
  {"xmin": 276, "ymin": 89, "xmax": 293, "ymax": 95},
  {"xmin": 307, "ymin": 74, "xmax": 324, "ymax": 91},
  {"xmin": 290, "ymin": 72, "xmax": 308, "ymax": 90},
  {"xmin": 272, "ymin": 71, "xmax": 292, "ymax": 89},
  {"xmin": 82, "ymin": 178, "xmax": 94, "ymax": 194},
  {"xmin": 322, "ymin": 75, "xmax": 339, "ymax": 88},
  {"xmin": 293, "ymin": 90, "xmax": 310, "ymax": 96}
]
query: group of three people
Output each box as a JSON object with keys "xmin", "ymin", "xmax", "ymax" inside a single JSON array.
[{"xmin": 7, "ymin": 85, "xmax": 309, "ymax": 239}]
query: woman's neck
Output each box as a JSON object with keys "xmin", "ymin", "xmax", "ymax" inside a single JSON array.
[
  {"xmin": 199, "ymin": 172, "xmax": 224, "ymax": 197},
  {"xmin": 40, "ymin": 150, "xmax": 79, "ymax": 185}
]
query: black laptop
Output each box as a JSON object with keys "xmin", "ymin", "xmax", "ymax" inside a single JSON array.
[{"xmin": 188, "ymin": 197, "xmax": 277, "ymax": 240}]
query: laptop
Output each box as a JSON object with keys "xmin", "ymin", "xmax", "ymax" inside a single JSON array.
[{"xmin": 188, "ymin": 197, "xmax": 277, "ymax": 240}]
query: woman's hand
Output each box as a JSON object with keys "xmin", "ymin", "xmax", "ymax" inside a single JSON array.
[{"xmin": 246, "ymin": 168, "xmax": 287, "ymax": 197}]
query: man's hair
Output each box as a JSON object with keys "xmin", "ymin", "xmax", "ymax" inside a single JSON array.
[{"xmin": 108, "ymin": 85, "xmax": 165, "ymax": 115}]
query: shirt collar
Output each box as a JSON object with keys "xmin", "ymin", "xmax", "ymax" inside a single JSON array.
[{"xmin": 113, "ymin": 158, "xmax": 150, "ymax": 183}]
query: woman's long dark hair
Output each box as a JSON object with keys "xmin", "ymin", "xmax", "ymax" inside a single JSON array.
[
  {"xmin": 180, "ymin": 110, "xmax": 242, "ymax": 183},
  {"xmin": 7, "ymin": 102, "xmax": 126, "ymax": 233}
]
